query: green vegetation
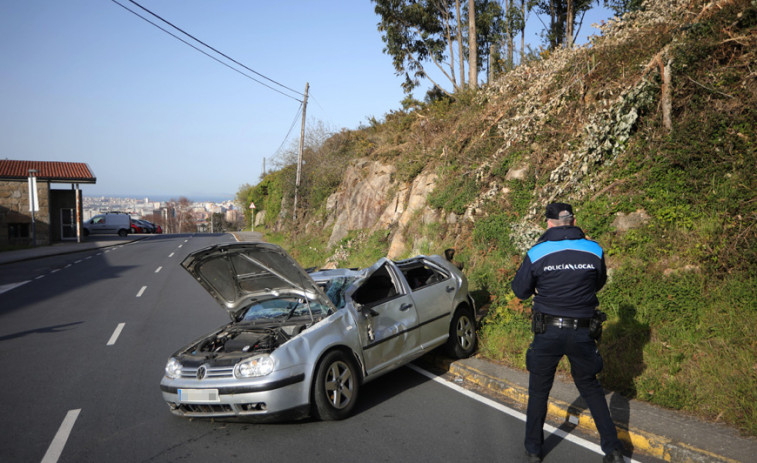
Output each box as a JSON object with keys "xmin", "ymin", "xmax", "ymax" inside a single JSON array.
[{"xmin": 240, "ymin": 0, "xmax": 756, "ymax": 435}]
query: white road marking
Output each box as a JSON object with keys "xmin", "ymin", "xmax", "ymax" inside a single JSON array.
[
  {"xmin": 407, "ymin": 364, "xmax": 638, "ymax": 462},
  {"xmin": 74, "ymin": 260, "xmax": 82, "ymax": 264},
  {"xmin": 136, "ymin": 286, "xmax": 147, "ymax": 297},
  {"xmin": 51, "ymin": 269, "xmax": 60, "ymax": 274},
  {"xmin": 107, "ymin": 323, "xmax": 126, "ymax": 346},
  {"xmin": 0, "ymin": 281, "xmax": 30, "ymax": 295},
  {"xmin": 35, "ymin": 275, "xmax": 45, "ymax": 280},
  {"xmin": 41, "ymin": 409, "xmax": 80, "ymax": 463},
  {"xmin": 168, "ymin": 252, "xmax": 175, "ymax": 258},
  {"xmin": 178, "ymin": 244, "xmax": 183, "ymax": 248},
  {"xmin": 155, "ymin": 266, "xmax": 162, "ymax": 273}
]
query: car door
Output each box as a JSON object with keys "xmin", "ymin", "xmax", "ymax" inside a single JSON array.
[
  {"xmin": 88, "ymin": 215, "xmax": 106, "ymax": 234},
  {"xmin": 399, "ymin": 259, "xmax": 456, "ymax": 348},
  {"xmin": 349, "ymin": 262, "xmax": 420, "ymax": 376}
]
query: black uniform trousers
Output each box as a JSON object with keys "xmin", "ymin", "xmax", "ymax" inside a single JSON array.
[{"xmin": 525, "ymin": 324, "xmax": 622, "ymax": 456}]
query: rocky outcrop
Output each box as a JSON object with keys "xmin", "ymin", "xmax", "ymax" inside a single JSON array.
[
  {"xmin": 322, "ymin": 158, "xmax": 440, "ymax": 259},
  {"xmin": 324, "ymin": 159, "xmax": 395, "ymax": 248}
]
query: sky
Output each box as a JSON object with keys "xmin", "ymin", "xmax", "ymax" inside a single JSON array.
[{"xmin": 0, "ymin": 0, "xmax": 614, "ymax": 202}]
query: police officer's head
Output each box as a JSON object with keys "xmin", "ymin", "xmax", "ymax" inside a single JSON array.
[{"xmin": 545, "ymin": 202, "xmax": 575, "ymax": 228}]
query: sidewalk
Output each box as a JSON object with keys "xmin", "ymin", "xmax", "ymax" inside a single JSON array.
[
  {"xmin": 1, "ymin": 234, "xmax": 754, "ymax": 462},
  {"xmin": 0, "ymin": 231, "xmax": 263, "ymax": 266},
  {"xmin": 0, "ymin": 235, "xmax": 147, "ymax": 265}
]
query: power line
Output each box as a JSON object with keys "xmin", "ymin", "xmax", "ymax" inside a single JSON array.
[
  {"xmin": 273, "ymin": 103, "xmax": 304, "ymax": 156},
  {"xmin": 112, "ymin": 0, "xmax": 303, "ymax": 102}
]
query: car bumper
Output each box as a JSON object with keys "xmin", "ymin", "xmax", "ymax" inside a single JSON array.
[{"xmin": 160, "ymin": 373, "xmax": 308, "ymax": 419}]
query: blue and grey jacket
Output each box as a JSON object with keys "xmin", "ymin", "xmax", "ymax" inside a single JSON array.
[{"xmin": 511, "ymin": 226, "xmax": 606, "ymax": 319}]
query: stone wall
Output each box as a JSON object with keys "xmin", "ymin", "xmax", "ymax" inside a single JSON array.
[{"xmin": 0, "ymin": 179, "xmax": 51, "ymax": 245}]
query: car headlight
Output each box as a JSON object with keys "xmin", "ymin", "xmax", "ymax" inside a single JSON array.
[
  {"xmin": 165, "ymin": 357, "xmax": 183, "ymax": 379},
  {"xmin": 235, "ymin": 354, "xmax": 274, "ymax": 378}
]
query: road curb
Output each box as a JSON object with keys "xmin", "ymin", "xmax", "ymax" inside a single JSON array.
[{"xmin": 422, "ymin": 355, "xmax": 741, "ymax": 463}]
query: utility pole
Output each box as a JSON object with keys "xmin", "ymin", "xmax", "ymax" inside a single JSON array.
[{"xmin": 293, "ymin": 82, "xmax": 309, "ymax": 221}]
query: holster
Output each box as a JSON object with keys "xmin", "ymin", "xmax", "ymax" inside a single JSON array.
[
  {"xmin": 589, "ymin": 309, "xmax": 608, "ymax": 340},
  {"xmin": 531, "ymin": 311, "xmax": 546, "ymax": 334}
]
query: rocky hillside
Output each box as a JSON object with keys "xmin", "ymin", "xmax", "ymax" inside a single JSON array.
[{"xmin": 242, "ymin": 0, "xmax": 756, "ymax": 434}]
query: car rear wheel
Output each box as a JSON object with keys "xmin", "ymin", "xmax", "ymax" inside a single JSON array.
[
  {"xmin": 446, "ymin": 306, "xmax": 477, "ymax": 359},
  {"xmin": 313, "ymin": 350, "xmax": 359, "ymax": 421},
  {"xmin": 118, "ymin": 229, "xmax": 128, "ymax": 237}
]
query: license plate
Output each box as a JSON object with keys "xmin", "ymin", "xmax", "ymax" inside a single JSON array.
[{"xmin": 178, "ymin": 388, "xmax": 220, "ymax": 403}]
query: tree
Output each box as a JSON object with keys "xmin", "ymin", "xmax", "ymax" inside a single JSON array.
[
  {"xmin": 532, "ymin": 0, "xmax": 594, "ymax": 50},
  {"xmin": 603, "ymin": 0, "xmax": 643, "ymax": 16},
  {"xmin": 374, "ymin": 0, "xmax": 493, "ymax": 95},
  {"xmin": 468, "ymin": 0, "xmax": 478, "ymax": 88},
  {"xmin": 374, "ymin": 0, "xmax": 462, "ymax": 95},
  {"xmin": 166, "ymin": 196, "xmax": 193, "ymax": 233}
]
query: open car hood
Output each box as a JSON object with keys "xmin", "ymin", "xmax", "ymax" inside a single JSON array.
[{"xmin": 181, "ymin": 242, "xmax": 325, "ymax": 319}]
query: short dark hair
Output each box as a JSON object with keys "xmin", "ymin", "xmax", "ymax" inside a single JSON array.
[{"xmin": 546, "ymin": 202, "xmax": 574, "ymax": 221}]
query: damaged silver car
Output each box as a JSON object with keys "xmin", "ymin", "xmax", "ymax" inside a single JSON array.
[{"xmin": 160, "ymin": 242, "xmax": 477, "ymax": 421}]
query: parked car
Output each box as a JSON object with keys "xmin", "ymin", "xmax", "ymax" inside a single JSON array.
[
  {"xmin": 136, "ymin": 219, "xmax": 155, "ymax": 233},
  {"xmin": 130, "ymin": 219, "xmax": 143, "ymax": 234},
  {"xmin": 159, "ymin": 242, "xmax": 477, "ymax": 421},
  {"xmin": 83, "ymin": 212, "xmax": 131, "ymax": 237}
]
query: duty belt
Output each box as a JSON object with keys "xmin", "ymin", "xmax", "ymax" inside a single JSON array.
[{"xmin": 544, "ymin": 315, "xmax": 591, "ymax": 329}]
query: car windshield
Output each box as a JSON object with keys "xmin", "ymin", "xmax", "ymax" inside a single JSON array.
[{"xmin": 240, "ymin": 297, "xmax": 331, "ymax": 323}]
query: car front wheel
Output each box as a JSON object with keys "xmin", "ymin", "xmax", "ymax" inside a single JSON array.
[
  {"xmin": 312, "ymin": 350, "xmax": 359, "ymax": 421},
  {"xmin": 446, "ymin": 306, "xmax": 477, "ymax": 359}
]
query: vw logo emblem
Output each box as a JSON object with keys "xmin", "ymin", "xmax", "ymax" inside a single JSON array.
[{"xmin": 197, "ymin": 366, "xmax": 207, "ymax": 380}]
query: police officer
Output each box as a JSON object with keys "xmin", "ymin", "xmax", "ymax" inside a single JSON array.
[{"xmin": 511, "ymin": 202, "xmax": 624, "ymax": 463}]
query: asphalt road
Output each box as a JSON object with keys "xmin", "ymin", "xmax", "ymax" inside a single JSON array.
[{"xmin": 0, "ymin": 234, "xmax": 636, "ymax": 462}]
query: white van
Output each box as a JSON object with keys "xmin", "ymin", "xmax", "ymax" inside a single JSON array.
[{"xmin": 83, "ymin": 212, "xmax": 131, "ymax": 237}]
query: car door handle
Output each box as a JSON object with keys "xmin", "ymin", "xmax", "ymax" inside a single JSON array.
[
  {"xmin": 446, "ymin": 286, "xmax": 455, "ymax": 293},
  {"xmin": 400, "ymin": 303, "xmax": 413, "ymax": 311}
]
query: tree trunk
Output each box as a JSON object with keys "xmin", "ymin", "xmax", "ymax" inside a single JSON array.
[
  {"xmin": 455, "ymin": 0, "xmax": 466, "ymax": 88},
  {"xmin": 566, "ymin": 0, "xmax": 574, "ymax": 48},
  {"xmin": 521, "ymin": 0, "xmax": 526, "ymax": 63},
  {"xmin": 489, "ymin": 43, "xmax": 495, "ymax": 82},
  {"xmin": 661, "ymin": 59, "xmax": 673, "ymax": 132},
  {"xmin": 468, "ymin": 0, "xmax": 477, "ymax": 88},
  {"xmin": 444, "ymin": 5, "xmax": 459, "ymax": 90}
]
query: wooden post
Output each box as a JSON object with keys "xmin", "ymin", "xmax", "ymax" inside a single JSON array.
[{"xmin": 293, "ymin": 82, "xmax": 309, "ymax": 221}]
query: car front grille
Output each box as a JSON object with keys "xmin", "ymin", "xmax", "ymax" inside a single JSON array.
[
  {"xmin": 177, "ymin": 403, "xmax": 235, "ymax": 414},
  {"xmin": 180, "ymin": 365, "xmax": 235, "ymax": 379},
  {"xmin": 171, "ymin": 402, "xmax": 267, "ymax": 417}
]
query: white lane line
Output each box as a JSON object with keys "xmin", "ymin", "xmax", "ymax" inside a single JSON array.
[
  {"xmin": 50, "ymin": 269, "xmax": 60, "ymax": 274},
  {"xmin": 168, "ymin": 252, "xmax": 175, "ymax": 258},
  {"xmin": 136, "ymin": 286, "xmax": 147, "ymax": 297},
  {"xmin": 74, "ymin": 260, "xmax": 82, "ymax": 264},
  {"xmin": 41, "ymin": 409, "xmax": 81, "ymax": 463},
  {"xmin": 107, "ymin": 323, "xmax": 126, "ymax": 346},
  {"xmin": 155, "ymin": 266, "xmax": 162, "ymax": 273},
  {"xmin": 178, "ymin": 244, "xmax": 183, "ymax": 248},
  {"xmin": 35, "ymin": 275, "xmax": 45, "ymax": 280},
  {"xmin": 407, "ymin": 364, "xmax": 639, "ymax": 462},
  {"xmin": 0, "ymin": 281, "xmax": 30, "ymax": 295}
]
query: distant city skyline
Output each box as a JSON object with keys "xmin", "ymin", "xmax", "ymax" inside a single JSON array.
[{"xmin": 83, "ymin": 192, "xmax": 237, "ymax": 204}]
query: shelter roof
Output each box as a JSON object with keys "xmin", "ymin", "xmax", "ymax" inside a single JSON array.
[{"xmin": 0, "ymin": 160, "xmax": 96, "ymax": 184}]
